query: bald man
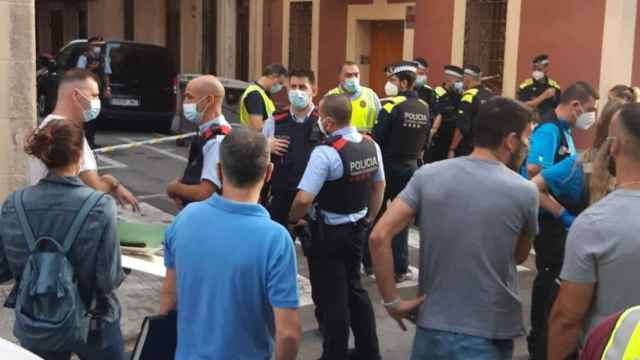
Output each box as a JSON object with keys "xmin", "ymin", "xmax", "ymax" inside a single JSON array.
[
  {"xmin": 167, "ymin": 75, "xmax": 232, "ymax": 208},
  {"xmin": 29, "ymin": 68, "xmax": 140, "ymax": 211}
]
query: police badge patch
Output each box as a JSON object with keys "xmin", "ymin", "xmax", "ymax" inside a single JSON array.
[{"xmin": 360, "ymin": 100, "xmax": 367, "ymax": 108}]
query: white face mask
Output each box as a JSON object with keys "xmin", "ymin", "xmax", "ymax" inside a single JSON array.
[
  {"xmin": 453, "ymin": 81, "xmax": 464, "ymax": 93},
  {"xmin": 415, "ymin": 75, "xmax": 428, "ymax": 87},
  {"xmin": 317, "ymin": 117, "xmax": 328, "ymax": 136},
  {"xmin": 76, "ymin": 90, "xmax": 101, "ymax": 122},
  {"xmin": 384, "ymin": 81, "xmax": 399, "ymax": 97},
  {"xmin": 576, "ymin": 111, "xmax": 597, "ymax": 130},
  {"xmin": 532, "ymin": 70, "xmax": 545, "ymax": 81},
  {"xmin": 92, "ymin": 46, "xmax": 101, "ymax": 55}
]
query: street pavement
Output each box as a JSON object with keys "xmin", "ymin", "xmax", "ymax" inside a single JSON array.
[{"xmin": 0, "ymin": 130, "xmax": 537, "ymax": 359}]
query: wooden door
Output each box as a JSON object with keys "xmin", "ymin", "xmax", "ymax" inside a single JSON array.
[
  {"xmin": 369, "ymin": 21, "xmax": 404, "ymax": 96},
  {"xmin": 166, "ymin": 0, "xmax": 181, "ymax": 72},
  {"xmin": 289, "ymin": 2, "xmax": 312, "ymax": 70},
  {"xmin": 236, "ymin": 0, "xmax": 250, "ymax": 81},
  {"xmin": 50, "ymin": 10, "xmax": 64, "ymax": 54}
]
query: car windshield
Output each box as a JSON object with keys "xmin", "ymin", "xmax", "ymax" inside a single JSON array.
[{"xmin": 105, "ymin": 43, "xmax": 175, "ymax": 87}]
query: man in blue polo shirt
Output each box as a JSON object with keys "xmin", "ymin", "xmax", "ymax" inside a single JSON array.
[
  {"xmin": 160, "ymin": 128, "xmax": 301, "ymax": 360},
  {"xmin": 525, "ymin": 81, "xmax": 599, "ymax": 360}
]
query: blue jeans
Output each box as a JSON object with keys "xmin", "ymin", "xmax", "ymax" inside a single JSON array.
[{"xmin": 410, "ymin": 327, "xmax": 514, "ymax": 360}]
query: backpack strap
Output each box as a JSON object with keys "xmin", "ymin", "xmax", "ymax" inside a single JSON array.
[
  {"xmin": 12, "ymin": 190, "xmax": 37, "ymax": 252},
  {"xmin": 62, "ymin": 192, "xmax": 104, "ymax": 253}
]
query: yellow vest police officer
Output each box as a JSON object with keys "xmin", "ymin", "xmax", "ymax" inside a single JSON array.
[
  {"xmin": 449, "ymin": 64, "xmax": 493, "ymax": 158},
  {"xmin": 326, "ymin": 61, "xmax": 381, "ymax": 133},
  {"xmin": 517, "ymin": 54, "xmax": 561, "ymax": 117},
  {"xmin": 429, "ymin": 65, "xmax": 464, "ymax": 162},
  {"xmin": 239, "ymin": 63, "xmax": 287, "ymax": 131}
]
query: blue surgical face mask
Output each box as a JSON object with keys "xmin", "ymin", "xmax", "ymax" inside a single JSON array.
[
  {"xmin": 342, "ymin": 77, "xmax": 360, "ymax": 94},
  {"xmin": 415, "ymin": 75, "xmax": 428, "ymax": 88},
  {"xmin": 270, "ymin": 83, "xmax": 284, "ymax": 94},
  {"xmin": 288, "ymin": 89, "xmax": 310, "ymax": 109},
  {"xmin": 183, "ymin": 97, "xmax": 208, "ymax": 124},
  {"xmin": 76, "ymin": 90, "xmax": 101, "ymax": 122}
]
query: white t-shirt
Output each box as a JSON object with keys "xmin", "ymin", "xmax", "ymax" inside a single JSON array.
[{"xmin": 28, "ymin": 115, "xmax": 97, "ymax": 185}]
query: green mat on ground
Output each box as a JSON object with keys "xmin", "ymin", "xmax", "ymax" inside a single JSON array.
[{"xmin": 118, "ymin": 222, "xmax": 166, "ymax": 248}]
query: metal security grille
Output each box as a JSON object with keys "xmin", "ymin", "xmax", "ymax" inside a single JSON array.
[
  {"xmin": 463, "ymin": 0, "xmax": 507, "ymax": 93},
  {"xmin": 288, "ymin": 1, "xmax": 312, "ymax": 70}
]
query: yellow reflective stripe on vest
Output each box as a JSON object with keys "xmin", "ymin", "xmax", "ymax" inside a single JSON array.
[
  {"xmin": 239, "ymin": 84, "xmax": 276, "ymax": 126},
  {"xmin": 435, "ymin": 86, "xmax": 447, "ymax": 98},
  {"xmin": 382, "ymin": 96, "xmax": 406, "ymax": 114},
  {"xmin": 520, "ymin": 78, "xmax": 534, "ymax": 89},
  {"xmin": 548, "ymin": 78, "xmax": 561, "ymax": 89},
  {"xmin": 326, "ymin": 86, "xmax": 378, "ymax": 131},
  {"xmin": 461, "ymin": 88, "xmax": 479, "ymax": 103},
  {"xmin": 602, "ymin": 306, "xmax": 640, "ymax": 360}
]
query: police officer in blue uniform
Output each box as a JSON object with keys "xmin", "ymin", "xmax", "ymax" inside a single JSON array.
[
  {"xmin": 517, "ymin": 54, "xmax": 562, "ymax": 117},
  {"xmin": 429, "ymin": 65, "xmax": 464, "ymax": 162},
  {"xmin": 263, "ymin": 69, "xmax": 324, "ymax": 228},
  {"xmin": 525, "ymin": 81, "xmax": 599, "ymax": 360},
  {"xmin": 369, "ymin": 61, "xmax": 431, "ymax": 281},
  {"xmin": 289, "ymin": 94, "xmax": 385, "ymax": 360},
  {"xmin": 167, "ymin": 75, "xmax": 231, "ymax": 208}
]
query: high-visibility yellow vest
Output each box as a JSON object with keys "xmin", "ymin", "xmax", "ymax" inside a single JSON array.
[
  {"xmin": 239, "ymin": 84, "xmax": 276, "ymax": 127},
  {"xmin": 601, "ymin": 306, "xmax": 640, "ymax": 359},
  {"xmin": 327, "ymin": 86, "xmax": 379, "ymax": 132}
]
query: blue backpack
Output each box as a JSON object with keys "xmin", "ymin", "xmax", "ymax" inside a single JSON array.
[{"xmin": 12, "ymin": 189, "xmax": 103, "ymax": 351}]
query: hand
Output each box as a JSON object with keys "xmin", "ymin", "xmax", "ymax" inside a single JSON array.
[
  {"xmin": 558, "ymin": 209, "xmax": 576, "ymax": 231},
  {"xmin": 166, "ymin": 178, "xmax": 181, "ymax": 198},
  {"xmin": 268, "ymin": 137, "xmax": 290, "ymax": 156},
  {"xmin": 287, "ymin": 218, "xmax": 308, "ymax": 233},
  {"xmin": 171, "ymin": 196, "xmax": 184, "ymax": 210},
  {"xmin": 430, "ymin": 128, "xmax": 438, "ymax": 137},
  {"xmin": 387, "ymin": 295, "xmax": 426, "ymax": 331},
  {"xmin": 114, "ymin": 184, "xmax": 140, "ymax": 212},
  {"xmin": 542, "ymin": 87, "xmax": 556, "ymax": 100},
  {"xmin": 447, "ymin": 150, "xmax": 456, "ymax": 159}
]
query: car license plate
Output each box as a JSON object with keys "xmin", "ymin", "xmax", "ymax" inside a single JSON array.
[{"xmin": 111, "ymin": 97, "xmax": 140, "ymax": 107}]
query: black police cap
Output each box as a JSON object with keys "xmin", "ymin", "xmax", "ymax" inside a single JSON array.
[
  {"xmin": 533, "ymin": 54, "xmax": 550, "ymax": 65},
  {"xmin": 414, "ymin": 57, "xmax": 428, "ymax": 69},
  {"xmin": 444, "ymin": 65, "xmax": 464, "ymax": 78},
  {"xmin": 464, "ymin": 64, "xmax": 482, "ymax": 77}
]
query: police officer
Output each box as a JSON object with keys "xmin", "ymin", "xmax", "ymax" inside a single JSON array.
[
  {"xmin": 289, "ymin": 94, "xmax": 385, "ymax": 360},
  {"xmin": 429, "ymin": 65, "xmax": 464, "ymax": 162},
  {"xmin": 517, "ymin": 54, "xmax": 561, "ymax": 117},
  {"xmin": 167, "ymin": 75, "xmax": 231, "ymax": 209},
  {"xmin": 76, "ymin": 36, "xmax": 109, "ymax": 148},
  {"xmin": 240, "ymin": 63, "xmax": 288, "ymax": 131},
  {"xmin": 448, "ymin": 64, "xmax": 493, "ymax": 158},
  {"xmin": 413, "ymin": 58, "xmax": 438, "ymax": 164},
  {"xmin": 369, "ymin": 61, "xmax": 430, "ymax": 281},
  {"xmin": 327, "ymin": 61, "xmax": 381, "ymax": 134},
  {"xmin": 262, "ymin": 69, "xmax": 324, "ymax": 228},
  {"xmin": 524, "ymin": 81, "xmax": 599, "ymax": 360}
]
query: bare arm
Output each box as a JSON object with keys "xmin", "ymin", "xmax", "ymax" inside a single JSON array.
[
  {"xmin": 525, "ymin": 88, "xmax": 556, "ymax": 109},
  {"xmin": 159, "ymin": 268, "xmax": 177, "ymax": 315},
  {"xmin": 167, "ymin": 180, "xmax": 217, "ymax": 203},
  {"xmin": 514, "ymin": 231, "xmax": 533, "ymax": 265},
  {"xmin": 527, "ymin": 164, "xmax": 542, "ymax": 179},
  {"xmin": 367, "ymin": 180, "xmax": 386, "ymax": 223},
  {"xmin": 548, "ymin": 281, "xmax": 595, "ymax": 360},
  {"xmin": 289, "ymin": 191, "xmax": 315, "ymax": 223},
  {"xmin": 370, "ymin": 198, "xmax": 425, "ymax": 330},
  {"xmin": 431, "ymin": 114, "xmax": 442, "ymax": 135},
  {"xmin": 273, "ymin": 308, "xmax": 301, "ymax": 360},
  {"xmin": 79, "ymin": 170, "xmax": 140, "ymax": 211},
  {"xmin": 448, "ymin": 128, "xmax": 463, "ymax": 158},
  {"xmin": 532, "ymin": 175, "xmax": 564, "ymax": 217},
  {"xmin": 248, "ymin": 114, "xmax": 265, "ymax": 132}
]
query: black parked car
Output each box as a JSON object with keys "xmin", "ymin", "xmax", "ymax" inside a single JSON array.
[{"xmin": 37, "ymin": 40, "xmax": 177, "ymax": 132}]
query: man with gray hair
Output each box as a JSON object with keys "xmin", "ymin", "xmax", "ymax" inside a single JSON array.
[
  {"xmin": 161, "ymin": 128, "xmax": 301, "ymax": 360},
  {"xmin": 548, "ymin": 103, "xmax": 640, "ymax": 359}
]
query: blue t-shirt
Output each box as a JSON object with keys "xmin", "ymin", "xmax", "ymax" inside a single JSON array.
[
  {"xmin": 541, "ymin": 154, "xmax": 585, "ymax": 205},
  {"xmin": 528, "ymin": 120, "xmax": 576, "ymax": 170},
  {"xmin": 164, "ymin": 194, "xmax": 299, "ymax": 360}
]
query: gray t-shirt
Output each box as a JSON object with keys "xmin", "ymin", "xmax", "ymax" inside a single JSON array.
[
  {"xmin": 560, "ymin": 189, "xmax": 640, "ymax": 338},
  {"xmin": 399, "ymin": 157, "xmax": 539, "ymax": 339}
]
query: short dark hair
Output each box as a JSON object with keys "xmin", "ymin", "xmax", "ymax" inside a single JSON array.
[
  {"xmin": 288, "ymin": 69, "xmax": 315, "ymax": 85},
  {"xmin": 321, "ymin": 94, "xmax": 352, "ymax": 126},
  {"xmin": 60, "ymin": 68, "xmax": 100, "ymax": 87},
  {"xmin": 395, "ymin": 71, "xmax": 416, "ymax": 88},
  {"xmin": 474, "ymin": 97, "xmax": 535, "ymax": 149},
  {"xmin": 262, "ymin": 63, "xmax": 288, "ymax": 77},
  {"xmin": 610, "ymin": 84, "xmax": 637, "ymax": 103},
  {"xmin": 561, "ymin": 81, "xmax": 599, "ymax": 105},
  {"xmin": 618, "ymin": 103, "xmax": 640, "ymax": 160},
  {"xmin": 88, "ymin": 36, "xmax": 103, "ymax": 43},
  {"xmin": 220, "ymin": 128, "xmax": 270, "ymax": 188},
  {"xmin": 339, "ymin": 61, "xmax": 358, "ymax": 72}
]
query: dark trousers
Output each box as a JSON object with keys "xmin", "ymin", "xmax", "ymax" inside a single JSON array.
[
  {"xmin": 363, "ymin": 161, "xmax": 416, "ymax": 275},
  {"xmin": 29, "ymin": 319, "xmax": 124, "ymax": 360},
  {"xmin": 430, "ymin": 122, "xmax": 455, "ymax": 162},
  {"xmin": 267, "ymin": 189, "xmax": 297, "ymax": 228},
  {"xmin": 308, "ymin": 220, "xmax": 381, "ymax": 360},
  {"xmin": 528, "ymin": 257, "xmax": 561, "ymax": 360}
]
